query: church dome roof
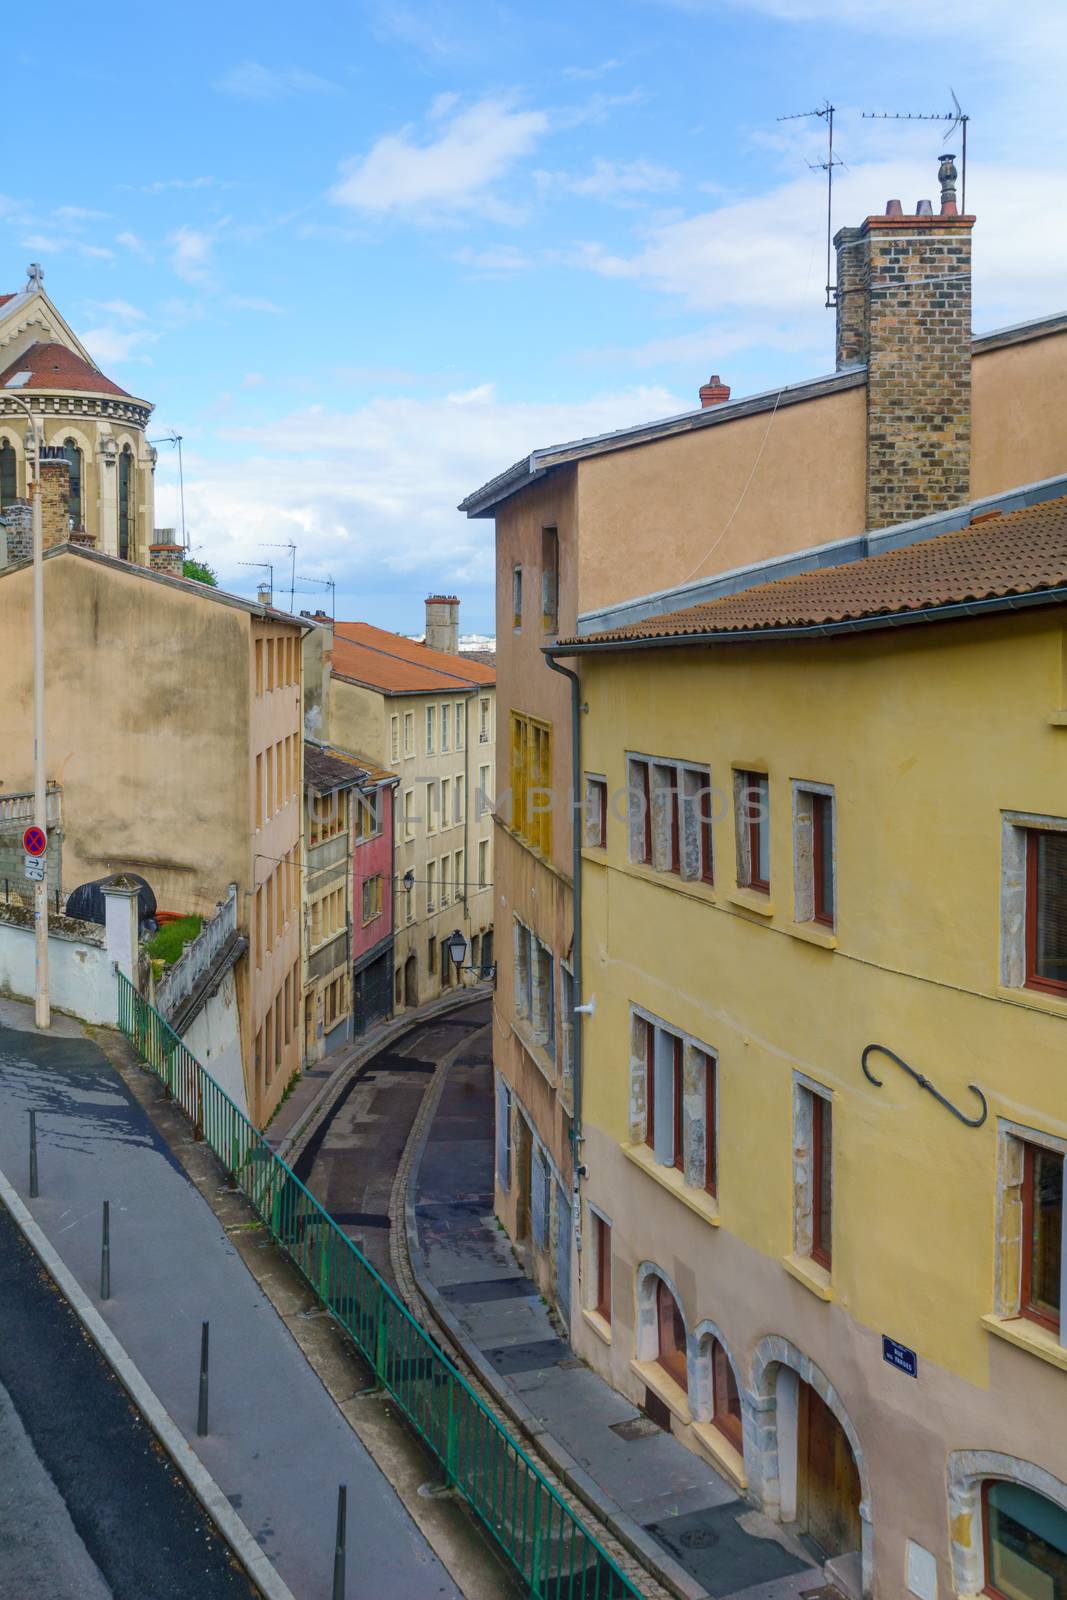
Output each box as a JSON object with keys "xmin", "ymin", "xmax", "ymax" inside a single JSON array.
[{"xmin": 0, "ymin": 340, "xmax": 131, "ymax": 398}]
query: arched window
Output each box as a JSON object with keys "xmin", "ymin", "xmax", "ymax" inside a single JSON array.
[
  {"xmin": 983, "ymin": 1480, "xmax": 1067, "ymax": 1598},
  {"xmin": 711, "ymin": 1339, "xmax": 742, "ymax": 1450},
  {"xmin": 655, "ymin": 1278, "xmax": 688, "ymax": 1392},
  {"xmin": 63, "ymin": 438, "xmax": 82, "ymax": 530},
  {"xmin": 118, "ymin": 445, "xmax": 133, "ymax": 560},
  {"xmin": 0, "ymin": 440, "xmax": 16, "ymax": 509}
]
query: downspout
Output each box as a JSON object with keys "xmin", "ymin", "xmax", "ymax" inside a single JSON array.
[{"xmin": 543, "ymin": 654, "xmax": 585, "ymax": 1261}]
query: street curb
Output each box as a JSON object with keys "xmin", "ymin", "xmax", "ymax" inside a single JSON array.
[
  {"xmin": 400, "ymin": 1046, "xmax": 710, "ymax": 1600},
  {"xmin": 276, "ymin": 983, "xmax": 492, "ymax": 1167},
  {"xmin": 0, "ymin": 1168, "xmax": 298, "ymax": 1600}
]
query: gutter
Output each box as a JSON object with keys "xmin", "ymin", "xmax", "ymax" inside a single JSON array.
[
  {"xmin": 543, "ymin": 656, "xmax": 586, "ymax": 1250},
  {"xmin": 545, "ymin": 584, "xmax": 1067, "ymax": 658}
]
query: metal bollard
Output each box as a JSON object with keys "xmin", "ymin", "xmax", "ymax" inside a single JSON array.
[
  {"xmin": 332, "ymin": 1483, "xmax": 347, "ymax": 1600},
  {"xmin": 100, "ymin": 1201, "xmax": 111, "ymax": 1301},
  {"xmin": 29, "ymin": 1110, "xmax": 38, "ymax": 1199},
  {"xmin": 197, "ymin": 1321, "xmax": 210, "ymax": 1437}
]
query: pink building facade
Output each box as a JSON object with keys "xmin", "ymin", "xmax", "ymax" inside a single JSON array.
[{"xmin": 352, "ymin": 767, "xmax": 397, "ymax": 1034}]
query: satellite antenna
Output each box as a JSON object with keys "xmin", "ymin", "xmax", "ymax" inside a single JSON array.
[
  {"xmin": 861, "ymin": 91, "xmax": 970, "ymax": 212},
  {"xmin": 296, "ymin": 573, "xmax": 336, "ymax": 622},
  {"xmin": 239, "ymin": 559, "xmax": 273, "ymax": 606},
  {"xmin": 148, "ymin": 431, "xmax": 187, "ymax": 549},
  {"xmin": 262, "ymin": 541, "xmax": 297, "ymax": 612},
  {"xmin": 777, "ymin": 100, "xmax": 842, "ymax": 308}
]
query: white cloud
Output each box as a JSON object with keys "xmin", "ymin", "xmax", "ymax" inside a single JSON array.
[
  {"xmin": 562, "ymin": 59, "xmax": 622, "ymax": 80},
  {"xmin": 117, "ymin": 231, "xmax": 153, "ymax": 260},
  {"xmin": 79, "ymin": 243, "xmax": 115, "ymax": 261},
  {"xmin": 167, "ymin": 225, "xmax": 215, "ymax": 285},
  {"xmin": 329, "ymin": 96, "xmax": 548, "ymax": 220},
  {"xmin": 79, "ymin": 324, "xmax": 158, "ymax": 366},
  {"xmin": 130, "ymin": 176, "xmax": 218, "ymax": 194},
  {"xmin": 228, "ymin": 295, "xmax": 283, "ymax": 314},
  {"xmin": 214, "ymin": 62, "xmax": 338, "ymax": 101},
  {"xmin": 158, "ymin": 383, "xmax": 686, "ymax": 622},
  {"xmin": 91, "ymin": 298, "xmax": 147, "ymax": 321},
  {"xmin": 453, "ymin": 244, "xmax": 530, "ymax": 273},
  {"xmin": 242, "ymin": 372, "xmax": 266, "ymax": 388},
  {"xmin": 538, "ymin": 158, "xmax": 679, "ymax": 202}
]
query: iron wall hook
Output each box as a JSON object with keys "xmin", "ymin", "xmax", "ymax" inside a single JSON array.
[{"xmin": 861, "ymin": 1043, "xmax": 987, "ymax": 1128}]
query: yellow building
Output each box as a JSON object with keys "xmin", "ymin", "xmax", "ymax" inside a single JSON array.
[
  {"xmin": 0, "ymin": 543, "xmax": 304, "ymax": 1126},
  {"xmin": 0, "ymin": 264, "xmax": 157, "ymax": 562},
  {"xmin": 462, "ymin": 161, "xmax": 1067, "ymax": 1335},
  {"xmin": 549, "ymin": 487, "xmax": 1067, "ymax": 1600}
]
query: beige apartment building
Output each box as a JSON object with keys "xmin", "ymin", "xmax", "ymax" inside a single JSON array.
[
  {"xmin": 303, "ymin": 598, "xmax": 495, "ymax": 1010},
  {"xmin": 0, "ymin": 542, "xmax": 304, "ymax": 1125},
  {"xmin": 460, "ymin": 156, "xmax": 1067, "ymax": 1340}
]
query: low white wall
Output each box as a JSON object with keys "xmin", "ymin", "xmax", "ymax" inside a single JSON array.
[
  {"xmin": 0, "ymin": 917, "xmax": 117, "ymax": 1025},
  {"xmin": 182, "ymin": 967, "xmax": 249, "ymax": 1119}
]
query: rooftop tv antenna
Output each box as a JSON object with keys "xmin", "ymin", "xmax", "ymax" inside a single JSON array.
[
  {"xmin": 777, "ymin": 100, "xmax": 841, "ymax": 308},
  {"xmin": 861, "ymin": 90, "xmax": 970, "ymax": 212},
  {"xmin": 295, "ymin": 573, "xmax": 336, "ymax": 623},
  {"xmin": 261, "ymin": 541, "xmax": 297, "ymax": 611},
  {"xmin": 148, "ymin": 431, "xmax": 187, "ymax": 550},
  {"xmin": 238, "ymin": 559, "xmax": 273, "ymax": 607}
]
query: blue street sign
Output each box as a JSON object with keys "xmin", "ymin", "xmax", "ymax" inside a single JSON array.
[{"xmin": 882, "ymin": 1335, "xmax": 918, "ymax": 1377}]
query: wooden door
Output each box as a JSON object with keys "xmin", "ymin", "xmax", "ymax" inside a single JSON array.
[{"xmin": 798, "ymin": 1382, "xmax": 861, "ymax": 1560}]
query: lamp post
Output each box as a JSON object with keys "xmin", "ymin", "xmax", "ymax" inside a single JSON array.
[
  {"xmin": 5, "ymin": 392, "xmax": 49, "ymax": 1027},
  {"xmin": 445, "ymin": 929, "xmax": 469, "ymax": 973}
]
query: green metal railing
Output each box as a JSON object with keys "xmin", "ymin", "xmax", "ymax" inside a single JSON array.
[{"xmin": 117, "ymin": 973, "xmax": 641, "ymax": 1600}]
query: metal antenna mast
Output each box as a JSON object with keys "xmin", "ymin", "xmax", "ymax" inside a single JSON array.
[
  {"xmin": 777, "ymin": 100, "xmax": 841, "ymax": 308},
  {"xmin": 295, "ymin": 573, "xmax": 336, "ymax": 622},
  {"xmin": 262, "ymin": 541, "xmax": 297, "ymax": 611},
  {"xmin": 861, "ymin": 91, "xmax": 970, "ymax": 212},
  {"xmin": 148, "ymin": 432, "xmax": 187, "ymax": 549}
]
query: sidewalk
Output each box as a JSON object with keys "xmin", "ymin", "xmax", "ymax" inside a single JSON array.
[
  {"xmin": 407, "ymin": 1025, "xmax": 823, "ymax": 1600},
  {"xmin": 0, "ymin": 1003, "xmax": 461, "ymax": 1600}
]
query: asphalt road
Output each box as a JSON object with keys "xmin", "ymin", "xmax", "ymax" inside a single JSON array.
[{"xmin": 0, "ymin": 1201, "xmax": 256, "ymax": 1600}]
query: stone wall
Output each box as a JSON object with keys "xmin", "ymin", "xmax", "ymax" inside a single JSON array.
[{"xmin": 0, "ymin": 500, "xmax": 32, "ymax": 567}]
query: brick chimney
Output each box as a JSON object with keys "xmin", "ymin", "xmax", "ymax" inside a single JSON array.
[
  {"xmin": 698, "ymin": 374, "xmax": 731, "ymax": 408},
  {"xmin": 38, "ymin": 450, "xmax": 71, "ymax": 549},
  {"xmin": 425, "ymin": 594, "xmax": 459, "ymax": 655},
  {"xmin": 834, "ymin": 155, "xmax": 974, "ymax": 529},
  {"xmin": 149, "ymin": 541, "xmax": 184, "ymax": 577}
]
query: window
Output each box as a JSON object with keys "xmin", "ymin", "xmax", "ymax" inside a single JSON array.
[
  {"xmin": 426, "ymin": 704, "xmax": 436, "ymax": 754},
  {"xmin": 794, "ymin": 1081, "xmax": 833, "ymax": 1270},
  {"xmin": 390, "ymin": 715, "xmax": 400, "ymax": 763},
  {"xmin": 541, "ymin": 526, "xmax": 559, "ymax": 632},
  {"xmin": 794, "ymin": 784, "xmax": 835, "ymax": 926},
  {"xmin": 118, "ymin": 445, "xmax": 133, "ymax": 561},
  {"xmin": 656, "ymin": 1278, "xmax": 688, "ymax": 1392},
  {"xmin": 456, "ymin": 701, "xmax": 465, "ymax": 749},
  {"xmin": 63, "ymin": 438, "xmax": 82, "ymax": 529},
  {"xmin": 1021, "ymin": 1141, "xmax": 1063, "ymax": 1332},
  {"xmin": 478, "ymin": 764, "xmax": 491, "ymax": 811},
  {"xmin": 711, "ymin": 1341, "xmax": 742, "ymax": 1451},
  {"xmin": 737, "ymin": 771, "xmax": 770, "ymax": 892},
  {"xmin": 428, "ymin": 935, "xmax": 437, "ymax": 975},
  {"xmin": 512, "ymin": 565, "xmax": 523, "ymax": 630},
  {"xmin": 983, "ymin": 1480, "xmax": 1067, "ymax": 1600},
  {"xmin": 455, "ymin": 774, "xmax": 465, "ymax": 825},
  {"xmin": 255, "ymin": 753, "xmax": 263, "ymax": 829},
  {"xmin": 0, "ymin": 440, "xmax": 16, "ymax": 508},
  {"xmin": 628, "ymin": 757, "xmax": 712, "ymax": 882},
  {"xmin": 514, "ymin": 921, "xmax": 554, "ymax": 1057},
  {"xmin": 560, "ymin": 964, "xmax": 575, "ymax": 1100},
  {"xmin": 427, "ymin": 781, "xmax": 439, "ymax": 834},
  {"xmin": 1027, "ymin": 829, "xmax": 1067, "ymax": 995},
  {"xmin": 441, "ymin": 853, "xmax": 451, "ymax": 906},
  {"xmin": 356, "ymin": 790, "xmax": 380, "ymax": 840},
  {"xmin": 405, "ymin": 880, "xmax": 414, "ymax": 923},
  {"xmin": 361, "ymin": 875, "xmax": 383, "ymax": 924},
  {"xmin": 629, "ymin": 758, "xmax": 653, "ymax": 864},
  {"xmin": 478, "ymin": 838, "xmax": 489, "ymax": 888},
  {"xmin": 496, "ymin": 1076, "xmax": 512, "ymax": 1189},
  {"xmin": 585, "ymin": 775, "xmax": 607, "ymax": 849},
  {"xmin": 699, "ymin": 1049, "xmax": 717, "ymax": 1196},
  {"xmin": 441, "ymin": 703, "xmax": 451, "ymax": 753},
  {"xmin": 594, "ymin": 1213, "xmax": 612, "ymax": 1323},
  {"xmin": 266, "ymin": 638, "xmax": 275, "ymax": 692},
  {"xmin": 509, "ymin": 712, "xmax": 552, "ymax": 854},
  {"xmin": 403, "ymin": 789, "xmax": 414, "ymax": 840},
  {"xmin": 427, "ymin": 860, "xmax": 437, "ymax": 912},
  {"xmin": 255, "ymin": 887, "xmax": 263, "ymax": 964},
  {"xmin": 454, "ymin": 849, "xmax": 464, "ymax": 900},
  {"xmin": 403, "ymin": 711, "xmax": 414, "ymax": 757},
  {"xmin": 441, "ymin": 777, "xmax": 452, "ymax": 831},
  {"xmin": 479, "ymin": 698, "xmax": 490, "ymax": 743}
]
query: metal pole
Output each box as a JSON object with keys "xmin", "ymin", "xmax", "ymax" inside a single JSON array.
[
  {"xmin": 332, "ymin": 1483, "xmax": 347, "ymax": 1600},
  {"xmin": 197, "ymin": 1320, "xmax": 210, "ymax": 1436},
  {"xmin": 29, "ymin": 415, "xmax": 49, "ymax": 1030},
  {"xmin": 100, "ymin": 1200, "xmax": 110, "ymax": 1300},
  {"xmin": 29, "ymin": 1110, "xmax": 38, "ymax": 1199}
]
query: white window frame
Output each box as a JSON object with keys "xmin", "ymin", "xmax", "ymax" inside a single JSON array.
[
  {"xmin": 478, "ymin": 837, "xmax": 489, "ymax": 889},
  {"xmin": 426, "ymin": 704, "xmax": 436, "ymax": 755},
  {"xmin": 441, "ymin": 702, "xmax": 451, "ymax": 753},
  {"xmin": 792, "ymin": 780, "xmax": 836, "ymax": 925},
  {"xmin": 390, "ymin": 714, "xmax": 400, "ymax": 764},
  {"xmin": 403, "ymin": 710, "xmax": 414, "ymax": 757}
]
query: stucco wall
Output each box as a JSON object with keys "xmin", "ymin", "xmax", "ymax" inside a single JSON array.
[
  {"xmin": 972, "ymin": 327, "xmax": 1067, "ymax": 499},
  {"xmin": 0, "ymin": 917, "xmax": 116, "ymax": 1024},
  {"xmin": 182, "ymin": 966, "xmax": 247, "ymax": 1118},
  {"xmin": 574, "ymin": 611, "xmax": 1067, "ymax": 1595}
]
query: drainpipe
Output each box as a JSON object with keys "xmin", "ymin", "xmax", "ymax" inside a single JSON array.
[{"xmin": 543, "ymin": 654, "xmax": 585, "ymax": 1252}]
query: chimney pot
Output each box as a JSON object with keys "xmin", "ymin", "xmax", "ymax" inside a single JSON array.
[
  {"xmin": 916, "ymin": 199, "xmax": 933, "ymax": 216},
  {"xmin": 885, "ymin": 199, "xmax": 903, "ymax": 217},
  {"xmin": 698, "ymin": 374, "xmax": 731, "ymax": 409},
  {"xmin": 938, "ymin": 152, "xmax": 959, "ymax": 215}
]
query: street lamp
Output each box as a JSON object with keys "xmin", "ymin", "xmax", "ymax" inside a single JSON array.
[
  {"xmin": 445, "ymin": 929, "xmax": 469, "ymax": 971},
  {"xmin": 4, "ymin": 388, "xmax": 49, "ymax": 1027}
]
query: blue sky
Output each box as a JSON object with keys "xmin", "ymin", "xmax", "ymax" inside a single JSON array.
[{"xmin": 6, "ymin": 0, "xmax": 1065, "ymax": 633}]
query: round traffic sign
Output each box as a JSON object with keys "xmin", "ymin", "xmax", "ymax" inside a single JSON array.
[{"xmin": 23, "ymin": 825, "xmax": 47, "ymax": 858}]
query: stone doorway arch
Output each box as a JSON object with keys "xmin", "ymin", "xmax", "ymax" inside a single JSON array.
[
  {"xmin": 947, "ymin": 1450, "xmax": 1067, "ymax": 1597},
  {"xmin": 750, "ymin": 1335, "xmax": 873, "ymax": 1598}
]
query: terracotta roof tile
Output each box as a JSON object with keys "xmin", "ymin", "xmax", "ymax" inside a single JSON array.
[
  {"xmin": 0, "ymin": 295, "xmax": 14, "ymax": 309},
  {"xmin": 566, "ymin": 494, "xmax": 1067, "ymax": 647},
  {"xmin": 0, "ymin": 341, "xmax": 130, "ymax": 398},
  {"xmin": 304, "ymin": 744, "xmax": 368, "ymax": 793},
  {"xmin": 333, "ymin": 620, "xmax": 495, "ymax": 694}
]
